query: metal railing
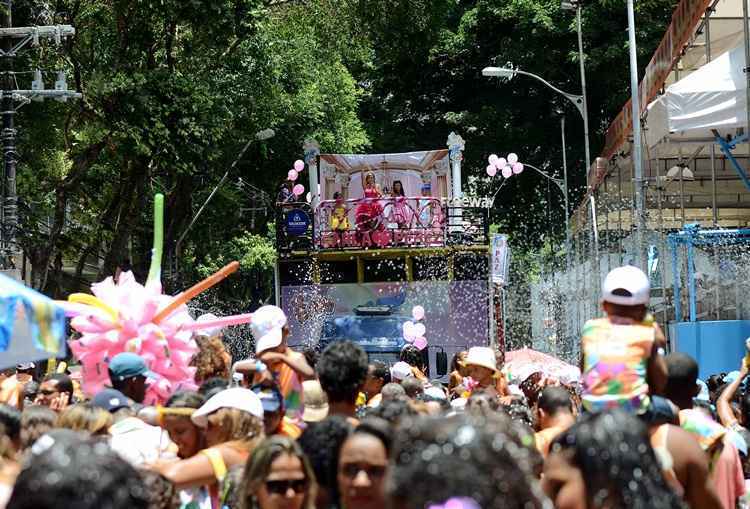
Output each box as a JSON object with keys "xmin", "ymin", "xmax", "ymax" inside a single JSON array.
[{"xmin": 275, "ymin": 197, "xmax": 489, "ymax": 252}]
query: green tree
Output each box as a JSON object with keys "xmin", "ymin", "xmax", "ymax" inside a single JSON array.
[{"xmin": 15, "ymin": 0, "xmax": 368, "ymax": 302}]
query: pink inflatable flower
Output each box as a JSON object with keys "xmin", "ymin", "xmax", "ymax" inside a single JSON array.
[{"xmin": 65, "ymin": 271, "xmax": 198, "ymax": 404}]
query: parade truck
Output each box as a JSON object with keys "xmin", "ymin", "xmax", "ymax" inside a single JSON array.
[{"xmin": 274, "ymin": 138, "xmax": 492, "ymax": 379}]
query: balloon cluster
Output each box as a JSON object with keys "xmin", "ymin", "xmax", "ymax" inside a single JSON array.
[
  {"xmin": 486, "ymin": 153, "xmax": 524, "ymax": 179},
  {"xmin": 62, "ymin": 195, "xmax": 253, "ymax": 404},
  {"xmin": 402, "ymin": 305, "xmax": 427, "ymax": 350},
  {"xmin": 287, "ymin": 160, "xmax": 306, "ymax": 197}
]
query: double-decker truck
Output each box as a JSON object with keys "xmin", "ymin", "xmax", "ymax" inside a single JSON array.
[{"xmin": 275, "ymin": 142, "xmax": 491, "ymax": 379}]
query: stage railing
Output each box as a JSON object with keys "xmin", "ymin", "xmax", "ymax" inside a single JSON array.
[{"xmin": 275, "ymin": 198, "xmax": 489, "ymax": 252}]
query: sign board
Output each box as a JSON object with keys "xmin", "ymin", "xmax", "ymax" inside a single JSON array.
[
  {"xmin": 285, "ymin": 209, "xmax": 310, "ymax": 237},
  {"xmin": 490, "ymin": 234, "xmax": 510, "ymax": 285}
]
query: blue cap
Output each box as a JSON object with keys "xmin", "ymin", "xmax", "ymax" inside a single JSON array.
[
  {"xmin": 421, "ymin": 183, "xmax": 431, "ymax": 191},
  {"xmin": 108, "ymin": 352, "xmax": 155, "ymax": 382},
  {"xmin": 251, "ymin": 384, "xmax": 283, "ymax": 413},
  {"xmin": 92, "ymin": 388, "xmax": 131, "ymax": 413}
]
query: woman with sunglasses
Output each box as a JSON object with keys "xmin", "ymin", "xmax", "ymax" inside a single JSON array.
[
  {"xmin": 337, "ymin": 418, "xmax": 392, "ymax": 509},
  {"xmin": 240, "ymin": 436, "xmax": 317, "ymax": 509}
]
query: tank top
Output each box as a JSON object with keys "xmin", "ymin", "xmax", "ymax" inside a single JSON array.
[
  {"xmin": 581, "ymin": 318, "xmax": 654, "ymax": 414},
  {"xmin": 274, "ymin": 352, "xmax": 305, "ymax": 422}
]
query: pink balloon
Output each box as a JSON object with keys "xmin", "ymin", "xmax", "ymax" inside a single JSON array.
[
  {"xmin": 495, "ymin": 157, "xmax": 507, "ymax": 170},
  {"xmin": 512, "ymin": 162, "xmax": 524, "ymax": 174},
  {"xmin": 402, "ymin": 321, "xmax": 415, "ymax": 336},
  {"xmin": 413, "ymin": 337, "xmax": 428, "ymax": 350},
  {"xmin": 294, "ymin": 159, "xmax": 305, "ymax": 172},
  {"xmin": 288, "ymin": 169, "xmax": 298, "ymax": 181},
  {"xmin": 507, "ymin": 153, "xmax": 519, "ymax": 164},
  {"xmin": 488, "ymin": 154, "xmax": 499, "ymax": 166},
  {"xmin": 293, "ymin": 184, "xmax": 304, "ymax": 196},
  {"xmin": 502, "ymin": 166, "xmax": 513, "ymax": 178},
  {"xmin": 180, "ymin": 313, "xmax": 253, "ymax": 332},
  {"xmin": 486, "ymin": 165, "xmax": 497, "ymax": 177},
  {"xmin": 413, "ymin": 323, "xmax": 426, "ymax": 337},
  {"xmin": 412, "ymin": 305, "xmax": 425, "ymax": 321}
]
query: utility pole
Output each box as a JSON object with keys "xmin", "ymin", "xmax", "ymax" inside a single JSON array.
[
  {"xmin": 626, "ymin": 0, "xmax": 646, "ymax": 269},
  {"xmin": 0, "ymin": 1, "xmax": 81, "ymax": 272}
]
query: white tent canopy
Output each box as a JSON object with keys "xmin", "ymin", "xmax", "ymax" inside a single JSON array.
[{"xmin": 645, "ymin": 43, "xmax": 748, "ymax": 158}]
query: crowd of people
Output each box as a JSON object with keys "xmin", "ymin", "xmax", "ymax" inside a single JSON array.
[{"xmin": 0, "ymin": 264, "xmax": 750, "ymax": 508}]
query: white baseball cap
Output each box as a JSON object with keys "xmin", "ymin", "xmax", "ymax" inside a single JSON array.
[
  {"xmin": 390, "ymin": 361, "xmax": 413, "ymax": 382},
  {"xmin": 602, "ymin": 265, "xmax": 650, "ymax": 306},
  {"xmin": 191, "ymin": 388, "xmax": 264, "ymax": 428},
  {"xmin": 251, "ymin": 305, "xmax": 287, "ymax": 354}
]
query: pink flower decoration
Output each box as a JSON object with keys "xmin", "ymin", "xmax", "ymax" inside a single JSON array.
[{"xmin": 67, "ymin": 271, "xmax": 198, "ymax": 405}]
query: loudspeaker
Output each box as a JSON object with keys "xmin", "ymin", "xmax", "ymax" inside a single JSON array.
[{"xmin": 434, "ymin": 347, "xmax": 448, "ymax": 377}]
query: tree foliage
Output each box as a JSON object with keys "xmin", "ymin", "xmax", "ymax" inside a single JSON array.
[{"xmin": 14, "ymin": 0, "xmax": 678, "ymax": 308}]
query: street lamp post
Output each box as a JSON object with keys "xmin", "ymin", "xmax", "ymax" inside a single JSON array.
[
  {"xmin": 560, "ymin": 116, "xmax": 571, "ymax": 272},
  {"xmin": 626, "ymin": 0, "xmax": 646, "ymax": 269},
  {"xmin": 561, "ymin": 0, "xmax": 592, "ymax": 172}
]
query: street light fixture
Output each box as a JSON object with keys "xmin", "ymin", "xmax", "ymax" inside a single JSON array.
[{"xmin": 481, "ymin": 67, "xmax": 516, "ymax": 80}]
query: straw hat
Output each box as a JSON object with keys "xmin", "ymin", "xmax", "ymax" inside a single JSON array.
[
  {"xmin": 464, "ymin": 347, "xmax": 498, "ymax": 373},
  {"xmin": 302, "ymin": 380, "xmax": 329, "ymax": 423}
]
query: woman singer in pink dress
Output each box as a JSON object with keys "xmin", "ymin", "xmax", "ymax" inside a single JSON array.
[{"xmin": 355, "ymin": 171, "xmax": 384, "ymax": 231}]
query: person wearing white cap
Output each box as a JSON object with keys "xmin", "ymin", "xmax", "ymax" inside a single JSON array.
[
  {"xmin": 153, "ymin": 387, "xmax": 265, "ymax": 507},
  {"xmin": 233, "ymin": 305, "xmax": 315, "ymax": 423},
  {"xmin": 580, "ymin": 265, "xmax": 668, "ymax": 417}
]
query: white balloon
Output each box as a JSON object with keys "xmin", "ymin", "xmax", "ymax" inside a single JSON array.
[
  {"xmin": 502, "ymin": 166, "xmax": 513, "ymax": 179},
  {"xmin": 403, "ymin": 321, "xmax": 415, "ymax": 335},
  {"xmin": 411, "ymin": 305, "xmax": 425, "ymax": 321},
  {"xmin": 507, "ymin": 153, "xmax": 519, "ymax": 164},
  {"xmin": 413, "ymin": 323, "xmax": 426, "ymax": 337}
]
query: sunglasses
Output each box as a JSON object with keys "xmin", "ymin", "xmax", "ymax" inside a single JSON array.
[
  {"xmin": 340, "ymin": 463, "xmax": 387, "ymax": 480},
  {"xmin": 265, "ymin": 479, "xmax": 307, "ymax": 495}
]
